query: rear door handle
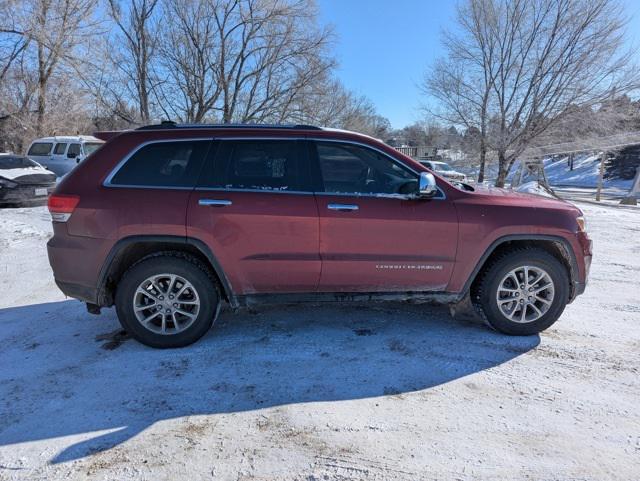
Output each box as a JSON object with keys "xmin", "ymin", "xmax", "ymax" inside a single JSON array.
[
  {"xmin": 199, "ymin": 199, "xmax": 232, "ymax": 207},
  {"xmin": 327, "ymin": 203, "xmax": 359, "ymax": 212}
]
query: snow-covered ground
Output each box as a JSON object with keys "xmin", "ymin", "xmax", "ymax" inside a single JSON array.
[
  {"xmin": 452, "ymin": 153, "xmax": 635, "ymax": 193},
  {"xmin": 525, "ymin": 154, "xmax": 633, "ymax": 190},
  {"xmin": 0, "ymin": 203, "xmax": 639, "ymax": 480}
]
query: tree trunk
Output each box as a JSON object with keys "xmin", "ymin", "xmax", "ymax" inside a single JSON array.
[
  {"xmin": 37, "ymin": 80, "xmax": 46, "ymax": 136},
  {"xmin": 478, "ymin": 138, "xmax": 487, "ymax": 183},
  {"xmin": 495, "ymin": 150, "xmax": 508, "ymax": 187},
  {"xmin": 36, "ymin": 40, "xmax": 46, "ymax": 136}
]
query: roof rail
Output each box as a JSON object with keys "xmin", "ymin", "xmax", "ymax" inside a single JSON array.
[{"xmin": 136, "ymin": 122, "xmax": 322, "ymax": 131}]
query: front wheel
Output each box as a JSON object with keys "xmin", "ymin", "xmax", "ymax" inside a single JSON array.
[
  {"xmin": 115, "ymin": 254, "xmax": 220, "ymax": 348},
  {"xmin": 474, "ymin": 248, "xmax": 570, "ymax": 335}
]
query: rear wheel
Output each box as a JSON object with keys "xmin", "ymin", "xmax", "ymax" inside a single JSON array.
[
  {"xmin": 115, "ymin": 254, "xmax": 220, "ymax": 348},
  {"xmin": 475, "ymin": 248, "xmax": 569, "ymax": 335}
]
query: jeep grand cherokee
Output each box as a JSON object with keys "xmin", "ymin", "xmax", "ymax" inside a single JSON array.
[{"xmin": 47, "ymin": 123, "xmax": 592, "ymax": 348}]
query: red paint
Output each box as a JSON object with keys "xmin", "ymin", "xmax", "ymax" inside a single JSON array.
[{"xmin": 47, "ymin": 126, "xmax": 591, "ymax": 305}]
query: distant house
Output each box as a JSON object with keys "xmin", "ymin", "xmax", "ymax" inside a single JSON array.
[{"xmin": 393, "ymin": 145, "xmax": 439, "ymax": 160}]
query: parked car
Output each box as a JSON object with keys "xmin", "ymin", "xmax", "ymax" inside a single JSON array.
[
  {"xmin": 0, "ymin": 154, "xmax": 56, "ymax": 205},
  {"xmin": 47, "ymin": 123, "xmax": 592, "ymax": 348},
  {"xmin": 421, "ymin": 160, "xmax": 468, "ymax": 182},
  {"xmin": 26, "ymin": 135, "xmax": 104, "ymax": 177}
]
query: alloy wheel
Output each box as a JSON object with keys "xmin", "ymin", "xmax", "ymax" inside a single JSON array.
[
  {"xmin": 495, "ymin": 265, "xmax": 555, "ymax": 324},
  {"xmin": 132, "ymin": 273, "xmax": 201, "ymax": 335}
]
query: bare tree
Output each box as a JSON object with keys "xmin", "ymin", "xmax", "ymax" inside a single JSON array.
[
  {"xmin": 423, "ymin": 0, "xmax": 499, "ymax": 182},
  {"xmin": 104, "ymin": 0, "xmax": 159, "ymax": 123},
  {"xmin": 0, "ymin": 1, "xmax": 30, "ymax": 86},
  {"xmin": 425, "ymin": 0, "xmax": 640, "ymax": 187},
  {"xmin": 156, "ymin": 0, "xmax": 333, "ymax": 124},
  {"xmin": 25, "ymin": 0, "xmax": 98, "ymax": 134},
  {"xmin": 156, "ymin": 0, "xmax": 221, "ymax": 122}
]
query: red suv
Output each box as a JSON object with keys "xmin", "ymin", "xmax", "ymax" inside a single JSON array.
[{"xmin": 47, "ymin": 123, "xmax": 592, "ymax": 348}]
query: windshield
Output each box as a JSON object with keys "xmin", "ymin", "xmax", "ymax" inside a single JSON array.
[
  {"xmin": 27, "ymin": 142, "xmax": 53, "ymax": 156},
  {"xmin": 0, "ymin": 155, "xmax": 39, "ymax": 170},
  {"xmin": 84, "ymin": 142, "xmax": 104, "ymax": 155},
  {"xmin": 432, "ymin": 162, "xmax": 454, "ymax": 171}
]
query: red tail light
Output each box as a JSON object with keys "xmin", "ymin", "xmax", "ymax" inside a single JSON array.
[{"xmin": 48, "ymin": 194, "xmax": 80, "ymax": 222}]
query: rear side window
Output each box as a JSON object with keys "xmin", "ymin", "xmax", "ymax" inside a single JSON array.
[
  {"xmin": 109, "ymin": 140, "xmax": 211, "ymax": 188},
  {"xmin": 54, "ymin": 143, "xmax": 68, "ymax": 154},
  {"xmin": 67, "ymin": 143, "xmax": 81, "ymax": 157},
  {"xmin": 201, "ymin": 140, "xmax": 306, "ymax": 191},
  {"xmin": 28, "ymin": 143, "xmax": 53, "ymax": 156}
]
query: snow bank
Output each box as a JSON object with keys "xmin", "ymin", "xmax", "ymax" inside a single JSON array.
[{"xmin": 514, "ymin": 181, "xmax": 556, "ymax": 198}]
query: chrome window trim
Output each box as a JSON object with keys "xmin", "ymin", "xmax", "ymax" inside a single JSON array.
[
  {"xmin": 103, "ymin": 138, "xmax": 213, "ymax": 188},
  {"xmin": 194, "ymin": 186, "xmax": 314, "ymax": 195},
  {"xmin": 313, "ymin": 189, "xmax": 446, "ymax": 201},
  {"xmin": 102, "ymin": 135, "xmax": 446, "ymax": 200},
  {"xmin": 308, "ymin": 137, "xmax": 446, "ymax": 200}
]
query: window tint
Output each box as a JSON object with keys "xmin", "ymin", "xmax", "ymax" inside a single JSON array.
[
  {"xmin": 84, "ymin": 142, "xmax": 103, "ymax": 155},
  {"xmin": 67, "ymin": 143, "xmax": 81, "ymax": 157},
  {"xmin": 315, "ymin": 142, "xmax": 416, "ymax": 195},
  {"xmin": 0, "ymin": 156, "xmax": 38, "ymax": 169},
  {"xmin": 54, "ymin": 143, "xmax": 68, "ymax": 155},
  {"xmin": 203, "ymin": 140, "xmax": 304, "ymax": 191},
  {"xmin": 27, "ymin": 143, "xmax": 53, "ymax": 156},
  {"xmin": 110, "ymin": 140, "xmax": 210, "ymax": 187}
]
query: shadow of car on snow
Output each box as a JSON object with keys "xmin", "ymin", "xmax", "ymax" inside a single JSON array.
[{"xmin": 0, "ymin": 299, "xmax": 539, "ymax": 464}]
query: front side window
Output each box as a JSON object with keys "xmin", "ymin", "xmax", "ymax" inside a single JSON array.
[
  {"xmin": 109, "ymin": 140, "xmax": 211, "ymax": 187},
  {"xmin": 27, "ymin": 142, "xmax": 53, "ymax": 156},
  {"xmin": 54, "ymin": 143, "xmax": 68, "ymax": 155},
  {"xmin": 202, "ymin": 140, "xmax": 304, "ymax": 191},
  {"xmin": 315, "ymin": 141, "xmax": 416, "ymax": 195}
]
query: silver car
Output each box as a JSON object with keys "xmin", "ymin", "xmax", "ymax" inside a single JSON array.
[
  {"xmin": 26, "ymin": 136, "xmax": 104, "ymax": 177},
  {"xmin": 421, "ymin": 160, "xmax": 468, "ymax": 182}
]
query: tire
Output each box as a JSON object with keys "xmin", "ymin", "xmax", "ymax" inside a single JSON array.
[
  {"xmin": 115, "ymin": 253, "xmax": 220, "ymax": 348},
  {"xmin": 474, "ymin": 248, "xmax": 569, "ymax": 335}
]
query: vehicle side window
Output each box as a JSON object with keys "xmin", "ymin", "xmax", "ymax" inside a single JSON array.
[
  {"xmin": 109, "ymin": 140, "xmax": 211, "ymax": 188},
  {"xmin": 314, "ymin": 141, "xmax": 416, "ymax": 195},
  {"xmin": 201, "ymin": 140, "xmax": 306, "ymax": 191},
  {"xmin": 27, "ymin": 143, "xmax": 53, "ymax": 156},
  {"xmin": 67, "ymin": 144, "xmax": 81, "ymax": 157},
  {"xmin": 54, "ymin": 143, "xmax": 68, "ymax": 155}
]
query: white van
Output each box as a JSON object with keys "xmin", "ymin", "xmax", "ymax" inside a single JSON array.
[{"xmin": 26, "ymin": 135, "xmax": 104, "ymax": 177}]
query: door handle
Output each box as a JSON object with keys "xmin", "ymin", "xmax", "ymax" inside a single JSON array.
[
  {"xmin": 199, "ymin": 199, "xmax": 232, "ymax": 207},
  {"xmin": 327, "ymin": 203, "xmax": 359, "ymax": 212}
]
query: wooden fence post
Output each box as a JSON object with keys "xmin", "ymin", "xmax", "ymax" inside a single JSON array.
[{"xmin": 596, "ymin": 151, "xmax": 607, "ymax": 202}]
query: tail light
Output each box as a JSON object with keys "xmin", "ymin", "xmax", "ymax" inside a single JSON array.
[{"xmin": 48, "ymin": 194, "xmax": 80, "ymax": 222}]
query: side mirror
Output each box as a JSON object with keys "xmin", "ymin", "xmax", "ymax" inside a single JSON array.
[
  {"xmin": 67, "ymin": 152, "xmax": 78, "ymax": 159},
  {"xmin": 418, "ymin": 172, "xmax": 438, "ymax": 198}
]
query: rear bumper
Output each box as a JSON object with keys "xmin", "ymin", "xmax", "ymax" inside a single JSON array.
[
  {"xmin": 47, "ymin": 228, "xmax": 113, "ymax": 305},
  {"xmin": 55, "ymin": 279, "xmax": 99, "ymax": 304},
  {"xmin": 0, "ymin": 183, "xmax": 55, "ymax": 204}
]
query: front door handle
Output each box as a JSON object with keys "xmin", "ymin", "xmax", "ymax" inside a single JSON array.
[
  {"xmin": 199, "ymin": 199, "xmax": 232, "ymax": 207},
  {"xmin": 327, "ymin": 203, "xmax": 359, "ymax": 212}
]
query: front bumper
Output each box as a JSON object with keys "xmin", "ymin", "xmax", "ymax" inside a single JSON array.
[{"xmin": 569, "ymin": 234, "xmax": 592, "ymax": 302}]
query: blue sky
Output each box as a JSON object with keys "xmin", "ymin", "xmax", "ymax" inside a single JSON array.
[{"xmin": 317, "ymin": 0, "xmax": 640, "ymax": 130}]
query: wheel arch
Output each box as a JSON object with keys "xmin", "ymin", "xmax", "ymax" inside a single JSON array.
[
  {"xmin": 463, "ymin": 235, "xmax": 579, "ymax": 301},
  {"xmin": 97, "ymin": 235, "xmax": 236, "ymax": 308}
]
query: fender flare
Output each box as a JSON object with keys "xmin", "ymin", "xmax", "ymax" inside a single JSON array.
[
  {"xmin": 460, "ymin": 234, "xmax": 580, "ymax": 296},
  {"xmin": 97, "ymin": 235, "xmax": 237, "ymax": 307}
]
